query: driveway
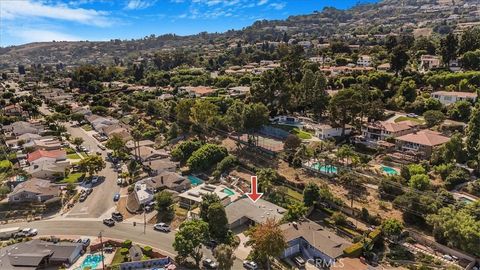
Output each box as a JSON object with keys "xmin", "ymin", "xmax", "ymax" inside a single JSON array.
[{"xmin": 65, "ymin": 123, "xmax": 120, "ymax": 219}]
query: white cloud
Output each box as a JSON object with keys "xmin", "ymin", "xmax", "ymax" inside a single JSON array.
[
  {"xmin": 10, "ymin": 29, "xmax": 83, "ymax": 43},
  {"xmin": 269, "ymin": 2, "xmax": 285, "ymax": 10},
  {"xmin": 258, "ymin": 0, "xmax": 268, "ymax": 5},
  {"xmin": 125, "ymin": 0, "xmax": 156, "ymax": 10},
  {"xmin": 1, "ymin": 0, "xmax": 111, "ymax": 27}
]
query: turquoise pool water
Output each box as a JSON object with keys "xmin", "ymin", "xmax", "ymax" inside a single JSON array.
[
  {"xmin": 187, "ymin": 175, "xmax": 203, "ymax": 186},
  {"xmin": 381, "ymin": 166, "xmax": 398, "ymax": 175},
  {"xmin": 78, "ymin": 254, "xmax": 103, "ymax": 270},
  {"xmin": 311, "ymin": 163, "xmax": 338, "ymax": 174},
  {"xmin": 223, "ymin": 188, "xmax": 235, "ymax": 196},
  {"xmin": 459, "ymin": 197, "xmax": 474, "ymax": 204}
]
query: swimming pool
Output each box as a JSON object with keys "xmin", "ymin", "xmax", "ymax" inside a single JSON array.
[
  {"xmin": 381, "ymin": 165, "xmax": 398, "ymax": 175},
  {"xmin": 458, "ymin": 196, "xmax": 475, "ymax": 204},
  {"xmin": 187, "ymin": 175, "xmax": 203, "ymax": 186},
  {"xmin": 78, "ymin": 254, "xmax": 103, "ymax": 270},
  {"xmin": 311, "ymin": 163, "xmax": 338, "ymax": 174},
  {"xmin": 223, "ymin": 188, "xmax": 235, "ymax": 196}
]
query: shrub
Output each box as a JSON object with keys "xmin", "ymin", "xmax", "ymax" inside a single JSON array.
[
  {"xmin": 187, "ymin": 144, "xmax": 228, "ymax": 172},
  {"xmin": 122, "ymin": 240, "xmax": 132, "ymax": 248},
  {"xmin": 142, "ymin": 246, "xmax": 153, "ymax": 256},
  {"xmin": 120, "ymin": 247, "xmax": 129, "ymax": 255},
  {"xmin": 343, "ymin": 242, "xmax": 363, "ymax": 257},
  {"xmin": 171, "ymin": 140, "xmax": 203, "ymax": 162}
]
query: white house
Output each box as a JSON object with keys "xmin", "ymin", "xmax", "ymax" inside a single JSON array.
[
  {"xmin": 420, "ymin": 55, "xmax": 441, "ymax": 71},
  {"xmin": 431, "ymin": 91, "xmax": 478, "ymax": 105},
  {"xmin": 313, "ymin": 124, "xmax": 352, "ymax": 140},
  {"xmin": 357, "ymin": 55, "xmax": 372, "ymax": 67}
]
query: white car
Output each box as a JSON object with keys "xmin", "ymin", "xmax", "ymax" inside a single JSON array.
[
  {"xmin": 243, "ymin": 260, "xmax": 258, "ymax": 270},
  {"xmin": 153, "ymin": 223, "xmax": 170, "ymax": 232},
  {"xmin": 16, "ymin": 228, "xmax": 38, "ymax": 237},
  {"xmin": 406, "ymin": 113, "xmax": 418, "ymax": 118},
  {"xmin": 116, "ymin": 178, "xmax": 124, "ymax": 185}
]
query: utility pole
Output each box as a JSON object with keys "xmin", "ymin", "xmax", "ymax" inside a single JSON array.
[
  {"xmin": 143, "ymin": 206, "xmax": 146, "ymax": 234},
  {"xmin": 99, "ymin": 231, "xmax": 105, "ymax": 270}
]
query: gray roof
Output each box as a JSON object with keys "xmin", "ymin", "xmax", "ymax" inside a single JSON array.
[
  {"xmin": 225, "ymin": 197, "xmax": 286, "ymax": 225},
  {"xmin": 281, "ymin": 220, "xmax": 350, "ymax": 259},
  {"xmin": 0, "ymin": 239, "xmax": 82, "ymax": 269}
]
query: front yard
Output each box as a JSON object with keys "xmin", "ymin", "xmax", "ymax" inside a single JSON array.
[{"xmin": 59, "ymin": 172, "xmax": 85, "ymax": 184}]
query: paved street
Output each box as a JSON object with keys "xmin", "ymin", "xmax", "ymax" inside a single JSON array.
[{"xmin": 65, "ymin": 122, "xmax": 120, "ymax": 218}]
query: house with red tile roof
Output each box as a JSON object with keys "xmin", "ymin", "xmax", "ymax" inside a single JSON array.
[
  {"xmin": 27, "ymin": 149, "xmax": 66, "ymax": 165},
  {"xmin": 395, "ymin": 130, "xmax": 450, "ymax": 158}
]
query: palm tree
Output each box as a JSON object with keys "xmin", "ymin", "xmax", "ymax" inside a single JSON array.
[{"xmin": 131, "ymin": 128, "xmax": 142, "ymax": 161}]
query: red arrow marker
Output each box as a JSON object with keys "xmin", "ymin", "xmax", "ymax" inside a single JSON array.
[{"xmin": 246, "ymin": 176, "xmax": 263, "ymax": 203}]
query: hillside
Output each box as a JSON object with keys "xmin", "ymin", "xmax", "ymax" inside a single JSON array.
[{"xmin": 0, "ymin": 0, "xmax": 479, "ymax": 68}]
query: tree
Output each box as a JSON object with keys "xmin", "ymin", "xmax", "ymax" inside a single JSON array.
[
  {"xmin": 78, "ymin": 155, "xmax": 106, "ymax": 177},
  {"xmin": 461, "ymin": 50, "xmax": 480, "ymax": 70},
  {"xmin": 224, "ymin": 100, "xmax": 245, "ymax": 133},
  {"xmin": 173, "ymin": 220, "xmax": 209, "ymax": 267},
  {"xmin": 466, "ymin": 104, "xmax": 480, "ymax": 158},
  {"xmin": 444, "ymin": 168, "xmax": 469, "ymax": 190},
  {"xmin": 284, "ymin": 201, "xmax": 308, "ymax": 221},
  {"xmin": 207, "ymin": 202, "xmax": 230, "ymax": 242},
  {"xmin": 250, "ymin": 68, "xmax": 289, "ymax": 113},
  {"xmin": 190, "ymin": 99, "xmax": 219, "ymax": 136},
  {"xmin": 331, "ymin": 211, "xmax": 347, "ymax": 226},
  {"xmin": 171, "ymin": 140, "xmax": 203, "ymax": 162},
  {"xmin": 187, "ymin": 144, "xmax": 228, "ymax": 172},
  {"xmin": 256, "ymin": 168, "xmax": 279, "ymax": 195},
  {"xmin": 459, "ymin": 27, "xmax": 480, "ymax": 54},
  {"xmin": 329, "ymin": 88, "xmax": 361, "ymax": 136},
  {"xmin": 167, "ymin": 122, "xmax": 179, "ymax": 140},
  {"xmin": 440, "ymin": 33, "xmax": 458, "ymax": 66},
  {"xmin": 105, "ymin": 134, "xmax": 126, "ymax": 156},
  {"xmin": 199, "ymin": 193, "xmax": 221, "ymax": 221},
  {"xmin": 409, "ymin": 174, "xmax": 430, "ymax": 191},
  {"xmin": 398, "ymin": 80, "xmax": 417, "ymax": 103},
  {"xmin": 156, "ymin": 191, "xmax": 174, "ymax": 221},
  {"xmin": 246, "ymin": 218, "xmax": 287, "ymax": 268},
  {"xmin": 214, "ymin": 244, "xmax": 235, "ymax": 270},
  {"xmin": 72, "ymin": 137, "xmax": 84, "ymax": 148},
  {"xmin": 382, "ymin": 218, "xmax": 404, "ymax": 240},
  {"xmin": 283, "ymin": 134, "xmax": 301, "ymax": 154},
  {"xmin": 303, "ymin": 182, "xmax": 320, "ymax": 207},
  {"xmin": 423, "ymin": 110, "xmax": 445, "ymax": 127},
  {"xmin": 390, "ymin": 45, "xmax": 409, "ymax": 74},
  {"xmin": 243, "ymin": 103, "xmax": 269, "ymax": 142},
  {"xmin": 175, "ymin": 99, "xmax": 194, "ymax": 132},
  {"xmin": 448, "ymin": 101, "xmax": 472, "ymax": 122}
]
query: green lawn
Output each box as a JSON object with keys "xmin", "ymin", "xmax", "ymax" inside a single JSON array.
[
  {"xmin": 0, "ymin": 160, "xmax": 12, "ymax": 172},
  {"xmin": 394, "ymin": 116, "xmax": 424, "ymax": 124},
  {"xmin": 286, "ymin": 187, "xmax": 303, "ymax": 202},
  {"xmin": 67, "ymin": 153, "xmax": 81, "ymax": 159},
  {"xmin": 60, "ymin": 172, "xmax": 85, "ymax": 184},
  {"xmin": 292, "ymin": 128, "xmax": 313, "ymax": 139},
  {"xmin": 81, "ymin": 124, "xmax": 92, "ymax": 131},
  {"xmin": 111, "ymin": 248, "xmax": 127, "ymax": 265},
  {"xmin": 65, "ymin": 147, "xmax": 76, "ymax": 154},
  {"xmin": 175, "ymin": 205, "xmax": 188, "ymax": 217}
]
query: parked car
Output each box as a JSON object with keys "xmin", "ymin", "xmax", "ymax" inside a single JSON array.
[
  {"xmin": 116, "ymin": 178, "xmax": 124, "ymax": 186},
  {"xmin": 103, "ymin": 219, "xmax": 115, "ymax": 227},
  {"xmin": 406, "ymin": 113, "xmax": 418, "ymax": 118},
  {"xmin": 113, "ymin": 193, "xmax": 120, "ymax": 202},
  {"xmin": 202, "ymin": 258, "xmax": 218, "ymax": 269},
  {"xmin": 153, "ymin": 223, "xmax": 170, "ymax": 232},
  {"xmin": 15, "ymin": 228, "xmax": 38, "ymax": 238},
  {"xmin": 243, "ymin": 260, "xmax": 258, "ymax": 270},
  {"xmin": 111, "ymin": 212, "xmax": 123, "ymax": 222},
  {"xmin": 79, "ymin": 194, "xmax": 88, "ymax": 202},
  {"xmin": 144, "ymin": 201, "xmax": 155, "ymax": 212},
  {"xmin": 294, "ymin": 255, "xmax": 306, "ymax": 267},
  {"xmin": 98, "ymin": 144, "xmax": 106, "ymax": 150},
  {"xmin": 77, "ymin": 238, "xmax": 91, "ymax": 247},
  {"xmin": 85, "ymin": 188, "xmax": 93, "ymax": 195}
]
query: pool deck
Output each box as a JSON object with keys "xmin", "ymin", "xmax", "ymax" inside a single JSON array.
[{"xmin": 68, "ymin": 250, "xmax": 115, "ymax": 270}]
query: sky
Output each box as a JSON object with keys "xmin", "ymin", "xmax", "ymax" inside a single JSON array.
[{"xmin": 0, "ymin": 0, "xmax": 377, "ymax": 47}]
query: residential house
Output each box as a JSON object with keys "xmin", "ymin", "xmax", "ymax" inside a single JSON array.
[
  {"xmin": 119, "ymin": 257, "xmax": 174, "ymax": 270},
  {"xmin": 281, "ymin": 220, "xmax": 350, "ymax": 267},
  {"xmin": 420, "ymin": 55, "xmax": 441, "ymax": 71},
  {"xmin": 101, "ymin": 124, "xmax": 132, "ymax": 141},
  {"xmin": 178, "ymin": 86, "xmax": 216, "ymax": 97},
  {"xmin": 225, "ymin": 197, "xmax": 286, "ymax": 229},
  {"xmin": 132, "ymin": 182, "xmax": 154, "ymax": 207},
  {"xmin": 143, "ymin": 158, "xmax": 178, "ymax": 176},
  {"xmin": 377, "ymin": 63, "xmax": 391, "ymax": 71},
  {"xmin": 85, "ymin": 114, "xmax": 119, "ymax": 133},
  {"xmin": 71, "ymin": 105, "xmax": 92, "ymax": 116},
  {"xmin": 2, "ymin": 104, "xmax": 26, "ymax": 117},
  {"xmin": 133, "ymin": 146, "xmax": 169, "ymax": 162},
  {"xmin": 26, "ymin": 161, "xmax": 69, "ymax": 180},
  {"xmin": 143, "ymin": 172, "xmax": 190, "ymax": 193},
  {"xmin": 5, "ymin": 133, "xmax": 41, "ymax": 148},
  {"xmin": 179, "ymin": 184, "xmax": 234, "ymax": 209},
  {"xmin": 431, "ymin": 91, "xmax": 477, "ymax": 105},
  {"xmin": 227, "ymin": 86, "xmax": 250, "ymax": 97},
  {"xmin": 23, "ymin": 137, "xmax": 62, "ymax": 151},
  {"xmin": 310, "ymin": 123, "xmax": 352, "ymax": 140},
  {"xmin": 270, "ymin": 115, "xmax": 304, "ymax": 127},
  {"xmin": 395, "ymin": 130, "xmax": 450, "ymax": 158},
  {"xmin": 27, "ymin": 149, "xmax": 66, "ymax": 165},
  {"xmin": 8, "ymin": 178, "xmax": 60, "ymax": 203},
  {"xmin": 0, "ymin": 239, "xmax": 83, "ymax": 269},
  {"xmin": 358, "ymin": 121, "xmax": 417, "ymax": 147},
  {"xmin": 356, "ymin": 55, "xmax": 372, "ymax": 67},
  {"xmin": 126, "ymin": 139, "xmax": 155, "ymax": 150},
  {"xmin": 2, "ymin": 121, "xmax": 44, "ymax": 136}
]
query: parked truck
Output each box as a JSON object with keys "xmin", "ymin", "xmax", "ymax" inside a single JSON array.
[{"xmin": 0, "ymin": 227, "xmax": 20, "ymax": 239}]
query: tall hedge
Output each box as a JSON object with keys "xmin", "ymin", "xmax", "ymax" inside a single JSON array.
[{"xmin": 187, "ymin": 144, "xmax": 228, "ymax": 172}]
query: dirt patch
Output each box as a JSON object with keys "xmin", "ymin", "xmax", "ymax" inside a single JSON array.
[{"xmin": 116, "ymin": 197, "xmax": 135, "ymax": 219}]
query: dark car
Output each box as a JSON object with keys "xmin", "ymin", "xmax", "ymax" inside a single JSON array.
[
  {"xmin": 111, "ymin": 212, "xmax": 123, "ymax": 222},
  {"xmin": 113, "ymin": 193, "xmax": 120, "ymax": 202},
  {"xmin": 77, "ymin": 238, "xmax": 91, "ymax": 247},
  {"xmin": 103, "ymin": 218, "xmax": 115, "ymax": 227}
]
